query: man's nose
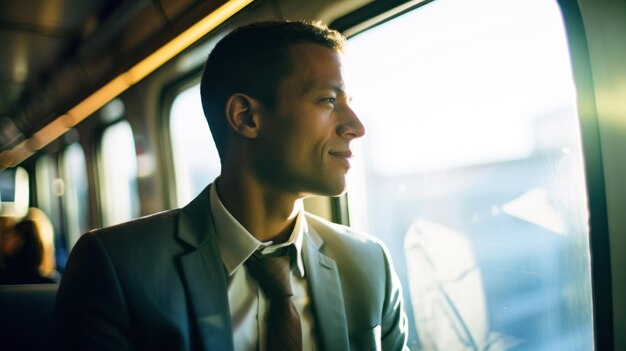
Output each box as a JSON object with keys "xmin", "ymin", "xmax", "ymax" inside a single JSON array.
[{"xmin": 338, "ymin": 105, "xmax": 366, "ymax": 140}]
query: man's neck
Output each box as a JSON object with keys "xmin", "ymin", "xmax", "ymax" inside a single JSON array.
[{"xmin": 215, "ymin": 175, "xmax": 301, "ymax": 244}]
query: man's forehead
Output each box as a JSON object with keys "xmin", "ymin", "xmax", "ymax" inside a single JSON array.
[
  {"xmin": 287, "ymin": 43, "xmax": 342, "ymax": 69},
  {"xmin": 285, "ymin": 43, "xmax": 347, "ymax": 92}
]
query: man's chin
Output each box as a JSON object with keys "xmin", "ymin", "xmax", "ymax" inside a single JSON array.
[{"xmin": 303, "ymin": 181, "xmax": 347, "ymax": 198}]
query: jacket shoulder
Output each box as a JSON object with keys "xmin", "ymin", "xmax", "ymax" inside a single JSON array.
[
  {"xmin": 90, "ymin": 209, "xmax": 179, "ymax": 237},
  {"xmin": 81, "ymin": 209, "xmax": 182, "ymax": 254},
  {"xmin": 304, "ymin": 212, "xmax": 386, "ymax": 256}
]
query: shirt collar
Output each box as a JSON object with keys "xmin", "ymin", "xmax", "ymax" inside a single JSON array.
[{"xmin": 209, "ymin": 181, "xmax": 306, "ymax": 278}]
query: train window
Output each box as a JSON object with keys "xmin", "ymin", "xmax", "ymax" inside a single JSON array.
[
  {"xmin": 99, "ymin": 120, "xmax": 140, "ymax": 226},
  {"xmin": 0, "ymin": 167, "xmax": 29, "ymax": 217},
  {"xmin": 343, "ymin": 0, "xmax": 593, "ymax": 350},
  {"xmin": 35, "ymin": 156, "xmax": 55, "ymax": 223},
  {"xmin": 60, "ymin": 143, "xmax": 89, "ymax": 250},
  {"xmin": 169, "ymin": 83, "xmax": 220, "ymax": 207},
  {"xmin": 35, "ymin": 154, "xmax": 66, "ymax": 268}
]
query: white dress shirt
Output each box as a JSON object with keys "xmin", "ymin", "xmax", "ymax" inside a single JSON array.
[{"xmin": 209, "ymin": 182, "xmax": 318, "ymax": 351}]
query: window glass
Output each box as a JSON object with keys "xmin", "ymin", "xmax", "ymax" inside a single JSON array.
[
  {"xmin": 169, "ymin": 83, "xmax": 220, "ymax": 207},
  {"xmin": 36, "ymin": 156, "xmax": 55, "ymax": 220},
  {"xmin": 344, "ymin": 0, "xmax": 594, "ymax": 349},
  {"xmin": 100, "ymin": 120, "xmax": 140, "ymax": 226},
  {"xmin": 36, "ymin": 155, "xmax": 67, "ymax": 268},
  {"xmin": 0, "ymin": 167, "xmax": 29, "ymax": 217},
  {"xmin": 61, "ymin": 143, "xmax": 89, "ymax": 249}
]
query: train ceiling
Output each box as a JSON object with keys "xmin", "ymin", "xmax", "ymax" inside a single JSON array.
[{"xmin": 0, "ymin": 0, "xmax": 232, "ymax": 159}]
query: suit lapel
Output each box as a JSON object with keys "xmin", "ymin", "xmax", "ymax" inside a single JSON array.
[
  {"xmin": 177, "ymin": 185, "xmax": 234, "ymax": 351},
  {"xmin": 303, "ymin": 228, "xmax": 350, "ymax": 350}
]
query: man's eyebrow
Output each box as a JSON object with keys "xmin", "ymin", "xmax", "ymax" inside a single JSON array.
[{"xmin": 310, "ymin": 82, "xmax": 347, "ymax": 95}]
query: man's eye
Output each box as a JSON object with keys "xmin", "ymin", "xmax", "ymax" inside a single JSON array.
[{"xmin": 321, "ymin": 97, "xmax": 336, "ymax": 104}]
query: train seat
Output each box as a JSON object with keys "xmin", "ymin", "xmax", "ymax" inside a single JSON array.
[{"xmin": 0, "ymin": 284, "xmax": 59, "ymax": 351}]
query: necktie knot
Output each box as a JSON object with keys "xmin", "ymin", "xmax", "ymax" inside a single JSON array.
[{"xmin": 245, "ymin": 252, "xmax": 293, "ymax": 299}]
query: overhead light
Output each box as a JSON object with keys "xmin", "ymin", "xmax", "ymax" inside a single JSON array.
[{"xmin": 0, "ymin": 0, "xmax": 254, "ymax": 169}]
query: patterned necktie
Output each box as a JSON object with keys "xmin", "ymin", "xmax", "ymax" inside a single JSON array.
[{"xmin": 246, "ymin": 251, "xmax": 303, "ymax": 351}]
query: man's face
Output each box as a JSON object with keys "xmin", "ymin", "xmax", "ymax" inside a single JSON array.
[{"xmin": 252, "ymin": 43, "xmax": 365, "ymax": 197}]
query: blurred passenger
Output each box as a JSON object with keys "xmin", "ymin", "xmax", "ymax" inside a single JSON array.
[
  {"xmin": 57, "ymin": 20, "xmax": 408, "ymax": 351},
  {"xmin": 25, "ymin": 207, "xmax": 56, "ymax": 277},
  {"xmin": 0, "ymin": 208, "xmax": 58, "ymax": 284},
  {"xmin": 0, "ymin": 215, "xmax": 17, "ymax": 272}
]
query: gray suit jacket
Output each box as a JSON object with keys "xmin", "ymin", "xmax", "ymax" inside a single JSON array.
[{"xmin": 55, "ymin": 185, "xmax": 409, "ymax": 350}]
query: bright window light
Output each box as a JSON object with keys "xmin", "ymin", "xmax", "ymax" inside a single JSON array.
[
  {"xmin": 170, "ymin": 84, "xmax": 221, "ymax": 207},
  {"xmin": 344, "ymin": 0, "xmax": 594, "ymax": 349},
  {"xmin": 100, "ymin": 120, "xmax": 140, "ymax": 226}
]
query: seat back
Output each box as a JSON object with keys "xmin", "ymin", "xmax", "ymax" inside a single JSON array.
[{"xmin": 0, "ymin": 284, "xmax": 59, "ymax": 351}]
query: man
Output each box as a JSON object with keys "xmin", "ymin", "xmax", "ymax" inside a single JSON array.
[{"xmin": 55, "ymin": 20, "xmax": 409, "ymax": 350}]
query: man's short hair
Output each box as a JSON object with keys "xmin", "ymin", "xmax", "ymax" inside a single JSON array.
[{"xmin": 200, "ymin": 20, "xmax": 345, "ymax": 160}]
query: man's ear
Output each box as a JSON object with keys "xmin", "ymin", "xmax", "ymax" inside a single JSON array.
[{"xmin": 225, "ymin": 93, "xmax": 261, "ymax": 139}]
